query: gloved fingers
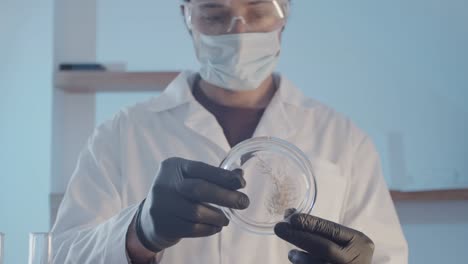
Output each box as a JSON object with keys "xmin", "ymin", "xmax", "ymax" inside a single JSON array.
[
  {"xmin": 156, "ymin": 215, "xmax": 222, "ymax": 238},
  {"xmin": 275, "ymin": 222, "xmax": 347, "ymax": 263},
  {"xmin": 177, "ymin": 178, "xmax": 250, "ymax": 209},
  {"xmin": 284, "ymin": 208, "xmax": 297, "ymax": 219},
  {"xmin": 174, "ymin": 216, "xmax": 223, "ymax": 238},
  {"xmin": 288, "ymin": 249, "xmax": 331, "ymax": 264},
  {"xmin": 288, "ymin": 213, "xmax": 357, "ymax": 245},
  {"xmin": 165, "ymin": 195, "xmax": 229, "ymax": 227},
  {"xmin": 180, "ymin": 159, "xmax": 246, "ymax": 190},
  {"xmin": 184, "ymin": 223, "xmax": 222, "ymax": 238}
]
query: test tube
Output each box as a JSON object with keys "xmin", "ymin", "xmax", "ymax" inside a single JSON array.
[
  {"xmin": 0, "ymin": 232, "xmax": 4, "ymax": 264},
  {"xmin": 28, "ymin": 232, "xmax": 51, "ymax": 264}
]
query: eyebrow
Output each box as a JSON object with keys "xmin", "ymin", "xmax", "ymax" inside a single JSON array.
[
  {"xmin": 199, "ymin": 3, "xmax": 226, "ymax": 9},
  {"xmin": 248, "ymin": 1, "xmax": 272, "ymax": 6}
]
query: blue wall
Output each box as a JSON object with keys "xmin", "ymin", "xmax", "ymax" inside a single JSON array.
[
  {"xmin": 403, "ymin": 220, "xmax": 468, "ymax": 263},
  {"xmin": 0, "ymin": 1, "xmax": 53, "ymax": 263}
]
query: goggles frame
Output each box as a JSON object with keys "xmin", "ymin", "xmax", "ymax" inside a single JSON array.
[{"xmin": 183, "ymin": 0, "xmax": 290, "ymax": 35}]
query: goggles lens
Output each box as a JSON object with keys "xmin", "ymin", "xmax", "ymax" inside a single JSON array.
[{"xmin": 185, "ymin": 0, "xmax": 289, "ymax": 35}]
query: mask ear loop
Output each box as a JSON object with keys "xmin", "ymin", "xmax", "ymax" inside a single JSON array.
[{"xmin": 183, "ymin": 3, "xmax": 193, "ymax": 31}]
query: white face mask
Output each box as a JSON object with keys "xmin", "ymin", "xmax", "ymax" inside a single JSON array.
[{"xmin": 193, "ymin": 30, "xmax": 281, "ymax": 91}]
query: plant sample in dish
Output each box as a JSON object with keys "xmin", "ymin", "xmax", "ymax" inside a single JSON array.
[
  {"xmin": 219, "ymin": 137, "xmax": 317, "ymax": 235},
  {"xmin": 256, "ymin": 155, "xmax": 300, "ymax": 217}
]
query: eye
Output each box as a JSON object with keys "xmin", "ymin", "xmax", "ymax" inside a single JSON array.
[
  {"xmin": 201, "ymin": 15, "xmax": 225, "ymax": 23},
  {"xmin": 250, "ymin": 11, "xmax": 269, "ymax": 19}
]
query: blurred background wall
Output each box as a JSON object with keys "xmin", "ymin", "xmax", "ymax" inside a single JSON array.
[{"xmin": 0, "ymin": 1, "xmax": 53, "ymax": 264}]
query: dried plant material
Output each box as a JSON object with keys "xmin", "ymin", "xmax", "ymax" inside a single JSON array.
[{"xmin": 256, "ymin": 156, "xmax": 299, "ymax": 216}]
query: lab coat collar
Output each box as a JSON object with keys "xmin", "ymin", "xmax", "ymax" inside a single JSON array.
[
  {"xmin": 251, "ymin": 73, "xmax": 310, "ymax": 140},
  {"xmin": 149, "ymin": 70, "xmax": 313, "ymax": 111},
  {"xmin": 148, "ymin": 71, "xmax": 197, "ymax": 112},
  {"xmin": 150, "ymin": 71, "xmax": 232, "ymax": 151},
  {"xmin": 149, "ymin": 70, "xmax": 317, "ymax": 149}
]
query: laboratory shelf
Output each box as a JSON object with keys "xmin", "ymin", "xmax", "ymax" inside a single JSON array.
[
  {"xmin": 55, "ymin": 71, "xmax": 180, "ymax": 93},
  {"xmin": 390, "ymin": 189, "xmax": 468, "ymax": 201}
]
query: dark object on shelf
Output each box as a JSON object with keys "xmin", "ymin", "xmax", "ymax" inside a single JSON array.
[{"xmin": 59, "ymin": 63, "xmax": 106, "ymax": 71}]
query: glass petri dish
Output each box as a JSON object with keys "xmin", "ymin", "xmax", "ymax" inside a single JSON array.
[{"xmin": 219, "ymin": 136, "xmax": 317, "ymax": 235}]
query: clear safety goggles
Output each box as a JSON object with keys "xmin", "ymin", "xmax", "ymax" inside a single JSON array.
[{"xmin": 183, "ymin": 0, "xmax": 290, "ymax": 35}]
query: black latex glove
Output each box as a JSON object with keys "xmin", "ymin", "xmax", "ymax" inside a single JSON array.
[
  {"xmin": 275, "ymin": 212, "xmax": 375, "ymax": 264},
  {"xmin": 135, "ymin": 157, "xmax": 249, "ymax": 252}
]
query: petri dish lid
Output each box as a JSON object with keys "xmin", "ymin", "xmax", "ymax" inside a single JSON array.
[{"xmin": 219, "ymin": 136, "xmax": 317, "ymax": 235}]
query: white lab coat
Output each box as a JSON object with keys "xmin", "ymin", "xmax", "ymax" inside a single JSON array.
[{"xmin": 52, "ymin": 71, "xmax": 408, "ymax": 263}]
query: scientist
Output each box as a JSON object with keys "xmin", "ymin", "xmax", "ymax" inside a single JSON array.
[{"xmin": 52, "ymin": 0, "xmax": 408, "ymax": 263}]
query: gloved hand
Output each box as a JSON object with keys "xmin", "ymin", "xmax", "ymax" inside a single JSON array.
[
  {"xmin": 135, "ymin": 157, "xmax": 249, "ymax": 252},
  {"xmin": 275, "ymin": 211, "xmax": 375, "ymax": 264}
]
